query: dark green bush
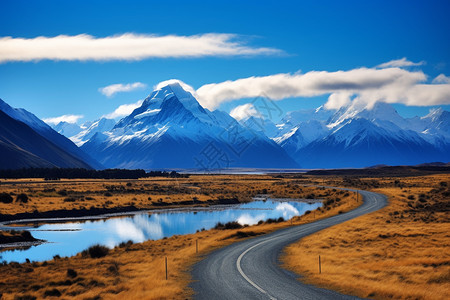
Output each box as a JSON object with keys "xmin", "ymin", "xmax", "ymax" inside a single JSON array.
[
  {"xmin": 43, "ymin": 289, "xmax": 61, "ymax": 297},
  {"xmin": 83, "ymin": 244, "xmax": 109, "ymax": 258},
  {"xmin": 67, "ymin": 268, "xmax": 77, "ymax": 278},
  {"xmin": 16, "ymin": 193, "xmax": 29, "ymax": 203},
  {"xmin": 214, "ymin": 221, "xmax": 243, "ymax": 230},
  {"xmin": 0, "ymin": 192, "xmax": 13, "ymax": 203}
]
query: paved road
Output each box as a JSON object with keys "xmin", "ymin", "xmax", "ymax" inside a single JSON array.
[{"xmin": 190, "ymin": 189, "xmax": 387, "ymax": 300}]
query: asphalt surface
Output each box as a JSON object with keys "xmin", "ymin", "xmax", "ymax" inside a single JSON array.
[{"xmin": 190, "ymin": 189, "xmax": 387, "ymax": 300}]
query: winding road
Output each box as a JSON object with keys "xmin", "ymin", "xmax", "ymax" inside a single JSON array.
[{"xmin": 190, "ymin": 189, "xmax": 387, "ymax": 300}]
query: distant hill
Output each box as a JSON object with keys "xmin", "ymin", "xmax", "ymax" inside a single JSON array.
[
  {"xmin": 306, "ymin": 164, "xmax": 450, "ymax": 177},
  {"xmin": 0, "ymin": 98, "xmax": 102, "ymax": 169},
  {"xmin": 0, "ymin": 110, "xmax": 93, "ymax": 169}
]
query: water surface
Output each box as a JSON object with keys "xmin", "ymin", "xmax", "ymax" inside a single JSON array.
[{"xmin": 0, "ymin": 199, "xmax": 321, "ymax": 263}]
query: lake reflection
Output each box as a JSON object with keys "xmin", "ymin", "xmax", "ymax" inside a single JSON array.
[{"xmin": 0, "ymin": 200, "xmax": 321, "ymax": 263}]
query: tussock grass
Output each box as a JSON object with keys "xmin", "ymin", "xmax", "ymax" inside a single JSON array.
[
  {"xmin": 282, "ymin": 174, "xmax": 450, "ymax": 300},
  {"xmin": 0, "ymin": 176, "xmax": 358, "ymax": 299}
]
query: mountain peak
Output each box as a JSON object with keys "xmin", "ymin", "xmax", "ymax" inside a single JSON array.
[{"xmin": 423, "ymin": 107, "xmax": 445, "ymax": 121}]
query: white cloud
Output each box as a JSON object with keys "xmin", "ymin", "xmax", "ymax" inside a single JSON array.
[
  {"xmin": 43, "ymin": 114, "xmax": 84, "ymax": 125},
  {"xmin": 230, "ymin": 103, "xmax": 262, "ymax": 121},
  {"xmin": 196, "ymin": 67, "xmax": 434, "ymax": 110},
  {"xmin": 432, "ymin": 74, "xmax": 450, "ymax": 84},
  {"xmin": 99, "ymin": 82, "xmax": 147, "ymax": 97},
  {"xmin": 0, "ymin": 33, "xmax": 282, "ymax": 63},
  {"xmin": 103, "ymin": 100, "xmax": 143, "ymax": 119},
  {"xmin": 324, "ymin": 92, "xmax": 353, "ymax": 110},
  {"xmin": 376, "ymin": 57, "xmax": 425, "ymax": 68}
]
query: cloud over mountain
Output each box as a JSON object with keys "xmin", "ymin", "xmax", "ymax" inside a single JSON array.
[
  {"xmin": 99, "ymin": 82, "xmax": 147, "ymax": 97},
  {"xmin": 196, "ymin": 60, "xmax": 450, "ymax": 110}
]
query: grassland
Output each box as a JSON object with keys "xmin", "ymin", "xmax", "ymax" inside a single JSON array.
[
  {"xmin": 282, "ymin": 174, "xmax": 450, "ymax": 300},
  {"xmin": 2, "ymin": 173, "xmax": 448, "ymax": 299},
  {"xmin": 0, "ymin": 175, "xmax": 358, "ymax": 299},
  {"xmin": 0, "ymin": 175, "xmax": 333, "ymax": 216}
]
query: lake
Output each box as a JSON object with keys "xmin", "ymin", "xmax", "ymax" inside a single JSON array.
[{"xmin": 0, "ymin": 199, "xmax": 322, "ymax": 263}]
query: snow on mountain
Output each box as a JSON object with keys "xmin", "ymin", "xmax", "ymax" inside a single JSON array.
[
  {"xmin": 82, "ymin": 82, "xmax": 297, "ymax": 169},
  {"xmin": 52, "ymin": 121, "xmax": 83, "ymax": 137},
  {"xmin": 418, "ymin": 108, "xmax": 450, "ymax": 147},
  {"xmin": 294, "ymin": 117, "xmax": 445, "ymax": 168},
  {"xmin": 71, "ymin": 118, "xmax": 116, "ymax": 146},
  {"xmin": 276, "ymin": 102, "xmax": 450, "ymax": 168},
  {"xmin": 276, "ymin": 105, "xmax": 334, "ymax": 135},
  {"xmin": 274, "ymin": 120, "xmax": 328, "ymax": 153},
  {"xmin": 0, "ymin": 98, "xmax": 49, "ymax": 132},
  {"xmin": 240, "ymin": 116, "xmax": 279, "ymax": 138}
]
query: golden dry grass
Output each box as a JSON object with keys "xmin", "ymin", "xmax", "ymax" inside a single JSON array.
[
  {"xmin": 0, "ymin": 176, "xmax": 359, "ymax": 299},
  {"xmin": 282, "ymin": 174, "xmax": 450, "ymax": 300},
  {"xmin": 0, "ymin": 175, "xmax": 326, "ymax": 215}
]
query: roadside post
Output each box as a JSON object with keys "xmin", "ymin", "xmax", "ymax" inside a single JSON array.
[{"xmin": 319, "ymin": 255, "xmax": 321, "ymax": 274}]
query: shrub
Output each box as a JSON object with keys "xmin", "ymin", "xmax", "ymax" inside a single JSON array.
[
  {"xmin": 67, "ymin": 268, "xmax": 77, "ymax": 278},
  {"xmin": 14, "ymin": 295, "xmax": 36, "ymax": 300},
  {"xmin": 43, "ymin": 289, "xmax": 61, "ymax": 297},
  {"xmin": 83, "ymin": 244, "xmax": 109, "ymax": 258},
  {"xmin": 265, "ymin": 217, "xmax": 285, "ymax": 224},
  {"xmin": 57, "ymin": 190, "xmax": 67, "ymax": 196},
  {"xmin": 104, "ymin": 192, "xmax": 113, "ymax": 197},
  {"xmin": 15, "ymin": 193, "xmax": 29, "ymax": 203},
  {"xmin": 214, "ymin": 221, "xmax": 243, "ymax": 230},
  {"xmin": 119, "ymin": 240, "xmax": 133, "ymax": 248},
  {"xmin": 234, "ymin": 231, "xmax": 258, "ymax": 238},
  {"xmin": 0, "ymin": 192, "xmax": 13, "ymax": 203}
]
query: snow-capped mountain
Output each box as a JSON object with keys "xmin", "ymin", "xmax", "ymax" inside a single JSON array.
[
  {"xmin": 274, "ymin": 120, "xmax": 328, "ymax": 153},
  {"xmin": 410, "ymin": 108, "xmax": 450, "ymax": 147},
  {"xmin": 81, "ymin": 82, "xmax": 297, "ymax": 169},
  {"xmin": 276, "ymin": 106, "xmax": 335, "ymax": 136},
  {"xmin": 70, "ymin": 118, "xmax": 116, "ymax": 146},
  {"xmin": 52, "ymin": 121, "xmax": 83, "ymax": 137},
  {"xmin": 276, "ymin": 102, "xmax": 450, "ymax": 168},
  {"xmin": 0, "ymin": 98, "xmax": 101, "ymax": 169},
  {"xmin": 239, "ymin": 116, "xmax": 279, "ymax": 138}
]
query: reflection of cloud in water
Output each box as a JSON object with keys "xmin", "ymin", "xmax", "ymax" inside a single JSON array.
[
  {"xmin": 110, "ymin": 214, "xmax": 164, "ymax": 243},
  {"xmin": 275, "ymin": 203, "xmax": 299, "ymax": 219},
  {"xmin": 134, "ymin": 214, "xmax": 164, "ymax": 240},
  {"xmin": 237, "ymin": 213, "xmax": 267, "ymax": 225},
  {"xmin": 111, "ymin": 219, "xmax": 146, "ymax": 242},
  {"xmin": 105, "ymin": 237, "xmax": 118, "ymax": 248}
]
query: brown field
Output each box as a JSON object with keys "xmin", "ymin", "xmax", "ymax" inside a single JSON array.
[
  {"xmin": 0, "ymin": 175, "xmax": 336, "ymax": 216},
  {"xmin": 282, "ymin": 174, "xmax": 450, "ymax": 300},
  {"xmin": 0, "ymin": 175, "xmax": 358, "ymax": 299}
]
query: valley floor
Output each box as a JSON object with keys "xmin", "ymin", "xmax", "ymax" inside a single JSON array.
[
  {"xmin": 0, "ymin": 174, "xmax": 448, "ymax": 299},
  {"xmin": 0, "ymin": 175, "xmax": 356, "ymax": 299}
]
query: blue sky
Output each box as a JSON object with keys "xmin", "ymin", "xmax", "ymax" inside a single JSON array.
[{"xmin": 1, "ymin": 0, "xmax": 449, "ymax": 124}]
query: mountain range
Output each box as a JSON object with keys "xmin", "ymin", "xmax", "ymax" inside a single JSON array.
[
  {"xmin": 80, "ymin": 82, "xmax": 297, "ymax": 169},
  {"xmin": 0, "ymin": 100, "xmax": 95, "ymax": 169},
  {"xmin": 1, "ymin": 82, "xmax": 449, "ymax": 170},
  {"xmin": 273, "ymin": 103, "xmax": 450, "ymax": 168}
]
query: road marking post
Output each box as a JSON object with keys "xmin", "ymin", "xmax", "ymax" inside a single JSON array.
[
  {"xmin": 319, "ymin": 255, "xmax": 321, "ymax": 274},
  {"xmin": 165, "ymin": 256, "xmax": 168, "ymax": 280},
  {"xmin": 196, "ymin": 239, "xmax": 198, "ymax": 254}
]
